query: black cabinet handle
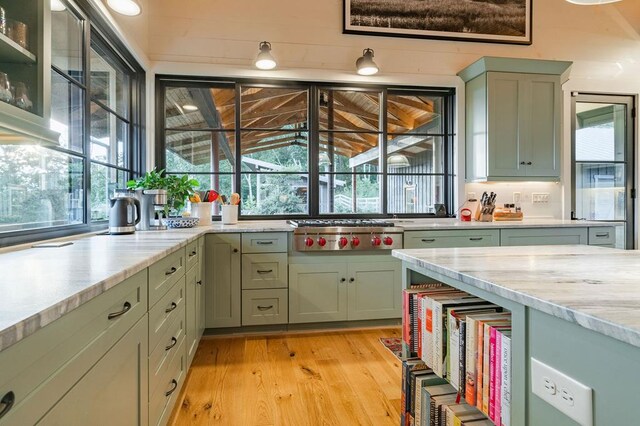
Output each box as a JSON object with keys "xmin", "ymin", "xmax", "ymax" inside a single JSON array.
[
  {"xmin": 0, "ymin": 391, "xmax": 15, "ymax": 419},
  {"xmin": 257, "ymin": 305, "xmax": 273, "ymax": 311},
  {"xmin": 469, "ymin": 237, "xmax": 483, "ymax": 241},
  {"xmin": 349, "ymin": 278, "xmax": 355, "ymax": 283},
  {"xmin": 340, "ymin": 278, "xmax": 346, "ymax": 283},
  {"xmin": 256, "ymin": 241, "xmax": 273, "ymax": 245},
  {"xmin": 527, "ymin": 161, "xmax": 532, "ymax": 165},
  {"xmin": 165, "ymin": 379, "xmax": 178, "ymax": 397},
  {"xmin": 165, "ymin": 267, "xmax": 177, "ymax": 276},
  {"xmin": 165, "ymin": 302, "xmax": 178, "ymax": 314},
  {"xmin": 595, "ymin": 233, "xmax": 609, "ymax": 238},
  {"xmin": 165, "ymin": 336, "xmax": 178, "ymax": 351},
  {"xmin": 107, "ymin": 302, "xmax": 131, "ymax": 320},
  {"xmin": 233, "ymin": 248, "xmax": 239, "ymax": 253},
  {"xmin": 257, "ymin": 269, "xmax": 273, "ymax": 274},
  {"xmin": 197, "ymin": 280, "xmax": 202, "ymax": 286},
  {"xmin": 421, "ymin": 238, "xmax": 435, "ymax": 243},
  {"xmin": 189, "ymin": 251, "xmax": 197, "ymax": 257}
]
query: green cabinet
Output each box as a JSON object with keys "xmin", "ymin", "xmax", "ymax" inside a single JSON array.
[
  {"xmin": 185, "ymin": 265, "xmax": 198, "ymax": 366},
  {"xmin": 289, "ymin": 257, "xmax": 401, "ymax": 323},
  {"xmin": 205, "ymin": 234, "xmax": 241, "ymax": 328},
  {"xmin": 500, "ymin": 227, "xmax": 588, "ymax": 246},
  {"xmin": 37, "ymin": 316, "xmax": 149, "ymax": 425},
  {"xmin": 404, "ymin": 229, "xmax": 500, "ymax": 248},
  {"xmin": 460, "ymin": 57, "xmax": 571, "ymax": 182}
]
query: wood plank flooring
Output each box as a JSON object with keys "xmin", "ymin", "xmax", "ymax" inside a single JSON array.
[{"xmin": 170, "ymin": 327, "xmax": 402, "ymax": 426}]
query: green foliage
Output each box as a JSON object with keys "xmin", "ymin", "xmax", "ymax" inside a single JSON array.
[
  {"xmin": 126, "ymin": 168, "xmax": 200, "ymax": 215},
  {"xmin": 126, "ymin": 168, "xmax": 166, "ymax": 190}
]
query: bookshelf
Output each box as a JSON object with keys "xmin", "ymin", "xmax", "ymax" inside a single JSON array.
[{"xmin": 400, "ymin": 264, "xmax": 526, "ymax": 426}]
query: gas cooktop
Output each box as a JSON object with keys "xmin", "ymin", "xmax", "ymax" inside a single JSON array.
[{"xmin": 288, "ymin": 219, "xmax": 402, "ymax": 251}]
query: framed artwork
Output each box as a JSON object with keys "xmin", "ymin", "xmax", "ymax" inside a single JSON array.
[{"xmin": 343, "ymin": 0, "xmax": 532, "ymax": 45}]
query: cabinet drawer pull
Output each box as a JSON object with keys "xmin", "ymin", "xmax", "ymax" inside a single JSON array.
[
  {"xmin": 189, "ymin": 250, "xmax": 197, "ymax": 257},
  {"xmin": 165, "ymin": 336, "xmax": 178, "ymax": 351},
  {"xmin": 165, "ymin": 267, "xmax": 177, "ymax": 276},
  {"xmin": 165, "ymin": 379, "xmax": 178, "ymax": 397},
  {"xmin": 257, "ymin": 269, "xmax": 273, "ymax": 274},
  {"xmin": 165, "ymin": 302, "xmax": 178, "ymax": 313},
  {"xmin": 349, "ymin": 278, "xmax": 355, "ymax": 283},
  {"xmin": 233, "ymin": 248, "xmax": 239, "ymax": 253},
  {"xmin": 0, "ymin": 391, "xmax": 15, "ymax": 419},
  {"xmin": 421, "ymin": 238, "xmax": 436, "ymax": 243},
  {"xmin": 256, "ymin": 241, "xmax": 273, "ymax": 245},
  {"xmin": 340, "ymin": 278, "xmax": 346, "ymax": 283},
  {"xmin": 527, "ymin": 161, "xmax": 532, "ymax": 165},
  {"xmin": 469, "ymin": 237, "xmax": 483, "ymax": 241},
  {"xmin": 257, "ymin": 305, "xmax": 274, "ymax": 311},
  {"xmin": 107, "ymin": 302, "xmax": 131, "ymax": 320},
  {"xmin": 197, "ymin": 280, "xmax": 202, "ymax": 286},
  {"xmin": 520, "ymin": 161, "xmax": 526, "ymax": 165},
  {"xmin": 595, "ymin": 233, "xmax": 610, "ymax": 238}
]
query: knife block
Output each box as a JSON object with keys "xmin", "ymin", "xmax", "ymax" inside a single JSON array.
[{"xmin": 478, "ymin": 212, "xmax": 494, "ymax": 222}]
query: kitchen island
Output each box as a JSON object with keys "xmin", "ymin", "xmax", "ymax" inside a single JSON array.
[{"xmin": 392, "ymin": 245, "xmax": 640, "ymax": 426}]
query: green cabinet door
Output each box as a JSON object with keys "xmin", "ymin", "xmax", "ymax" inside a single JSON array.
[
  {"xmin": 288, "ymin": 263, "xmax": 348, "ymax": 323},
  {"xmin": 347, "ymin": 260, "xmax": 402, "ymax": 320},
  {"xmin": 185, "ymin": 265, "xmax": 198, "ymax": 366},
  {"xmin": 197, "ymin": 237, "xmax": 205, "ymax": 339},
  {"xmin": 37, "ymin": 316, "xmax": 149, "ymax": 426},
  {"xmin": 526, "ymin": 75, "xmax": 561, "ymax": 178},
  {"xmin": 205, "ymin": 234, "xmax": 241, "ymax": 328},
  {"xmin": 500, "ymin": 227, "xmax": 588, "ymax": 246}
]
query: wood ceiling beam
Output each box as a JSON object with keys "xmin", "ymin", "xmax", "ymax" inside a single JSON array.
[
  {"xmin": 240, "ymin": 88, "xmax": 306, "ymax": 104},
  {"xmin": 388, "ymin": 96, "xmax": 434, "ymax": 112}
]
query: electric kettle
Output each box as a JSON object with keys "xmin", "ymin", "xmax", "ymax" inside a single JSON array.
[{"xmin": 109, "ymin": 196, "xmax": 141, "ymax": 234}]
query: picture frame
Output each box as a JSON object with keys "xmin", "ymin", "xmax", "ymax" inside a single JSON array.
[{"xmin": 343, "ymin": 0, "xmax": 532, "ymax": 45}]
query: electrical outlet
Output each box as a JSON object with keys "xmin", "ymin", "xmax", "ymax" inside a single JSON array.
[
  {"xmin": 467, "ymin": 192, "xmax": 476, "ymax": 200},
  {"xmin": 532, "ymin": 192, "xmax": 550, "ymax": 204},
  {"xmin": 531, "ymin": 358, "xmax": 592, "ymax": 426},
  {"xmin": 513, "ymin": 192, "xmax": 521, "ymax": 203}
]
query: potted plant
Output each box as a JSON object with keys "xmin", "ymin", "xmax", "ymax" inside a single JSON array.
[{"xmin": 127, "ymin": 169, "xmax": 200, "ymax": 217}]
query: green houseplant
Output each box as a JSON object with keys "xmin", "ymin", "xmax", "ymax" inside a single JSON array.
[{"xmin": 127, "ymin": 169, "xmax": 200, "ymax": 216}]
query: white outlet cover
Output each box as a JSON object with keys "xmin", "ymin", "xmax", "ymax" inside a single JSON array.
[{"xmin": 531, "ymin": 358, "xmax": 593, "ymax": 426}]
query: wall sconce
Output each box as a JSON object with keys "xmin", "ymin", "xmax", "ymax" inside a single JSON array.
[
  {"xmin": 106, "ymin": 0, "xmax": 141, "ymax": 16},
  {"xmin": 356, "ymin": 48, "xmax": 379, "ymax": 76},
  {"xmin": 255, "ymin": 41, "xmax": 277, "ymax": 70}
]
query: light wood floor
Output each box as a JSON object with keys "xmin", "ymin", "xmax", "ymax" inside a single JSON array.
[{"xmin": 170, "ymin": 327, "xmax": 402, "ymax": 426}]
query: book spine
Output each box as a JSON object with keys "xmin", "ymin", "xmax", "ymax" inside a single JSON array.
[
  {"xmin": 402, "ymin": 361, "xmax": 409, "ymax": 419},
  {"xmin": 417, "ymin": 295, "xmax": 423, "ymax": 359},
  {"xmin": 465, "ymin": 317, "xmax": 477, "ymax": 405},
  {"xmin": 429, "ymin": 400, "xmax": 436, "ymax": 426},
  {"xmin": 495, "ymin": 331, "xmax": 503, "ymax": 425},
  {"xmin": 475, "ymin": 320, "xmax": 484, "ymax": 409},
  {"xmin": 432, "ymin": 302, "xmax": 442, "ymax": 376},
  {"xmin": 410, "ymin": 372, "xmax": 417, "ymax": 417},
  {"xmin": 482, "ymin": 323, "xmax": 491, "ymax": 415},
  {"xmin": 448, "ymin": 312, "xmax": 460, "ymax": 390},
  {"xmin": 403, "ymin": 291, "xmax": 411, "ymax": 347},
  {"xmin": 420, "ymin": 387, "xmax": 429, "ymax": 426},
  {"xmin": 501, "ymin": 335, "xmax": 511, "ymax": 426},
  {"xmin": 412, "ymin": 294, "xmax": 419, "ymax": 354},
  {"xmin": 489, "ymin": 326, "xmax": 497, "ymax": 421},
  {"xmin": 425, "ymin": 298, "xmax": 435, "ymax": 369},
  {"xmin": 459, "ymin": 320, "xmax": 466, "ymax": 395},
  {"xmin": 414, "ymin": 378, "xmax": 422, "ymax": 426}
]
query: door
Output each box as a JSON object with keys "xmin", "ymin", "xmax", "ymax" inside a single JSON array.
[
  {"xmin": 347, "ymin": 260, "xmax": 402, "ymax": 320},
  {"xmin": 205, "ymin": 234, "xmax": 241, "ymax": 327},
  {"xmin": 572, "ymin": 94, "xmax": 635, "ymax": 249},
  {"xmin": 288, "ymin": 263, "xmax": 347, "ymax": 323}
]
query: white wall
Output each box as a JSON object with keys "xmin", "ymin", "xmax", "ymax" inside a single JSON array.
[{"xmin": 110, "ymin": 0, "xmax": 640, "ymax": 223}]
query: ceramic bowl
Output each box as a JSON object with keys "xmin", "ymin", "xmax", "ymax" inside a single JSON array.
[{"xmin": 164, "ymin": 217, "xmax": 200, "ymax": 228}]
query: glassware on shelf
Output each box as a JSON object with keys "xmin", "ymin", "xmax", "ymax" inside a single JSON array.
[
  {"xmin": 0, "ymin": 7, "xmax": 6, "ymax": 36},
  {"xmin": 13, "ymin": 82, "xmax": 32, "ymax": 111},
  {"xmin": 0, "ymin": 72, "xmax": 13, "ymax": 104},
  {"xmin": 6, "ymin": 19, "xmax": 29, "ymax": 50}
]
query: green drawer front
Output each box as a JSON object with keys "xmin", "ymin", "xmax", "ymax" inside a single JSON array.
[
  {"xmin": 149, "ymin": 303, "xmax": 185, "ymax": 397},
  {"xmin": 0, "ymin": 270, "xmax": 148, "ymax": 426},
  {"xmin": 149, "ymin": 337, "xmax": 186, "ymax": 426},
  {"xmin": 149, "ymin": 248, "xmax": 185, "ymax": 308},
  {"xmin": 588, "ymin": 226, "xmax": 616, "ymax": 246},
  {"xmin": 500, "ymin": 227, "xmax": 588, "ymax": 246},
  {"xmin": 241, "ymin": 232, "xmax": 288, "ymax": 253},
  {"xmin": 241, "ymin": 289, "xmax": 288, "ymax": 326},
  {"xmin": 185, "ymin": 239, "xmax": 200, "ymax": 272},
  {"xmin": 404, "ymin": 229, "xmax": 500, "ymax": 248},
  {"xmin": 242, "ymin": 253, "xmax": 288, "ymax": 289},
  {"xmin": 148, "ymin": 277, "xmax": 185, "ymax": 355}
]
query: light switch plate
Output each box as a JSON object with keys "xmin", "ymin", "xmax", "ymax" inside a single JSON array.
[{"xmin": 531, "ymin": 358, "xmax": 592, "ymax": 426}]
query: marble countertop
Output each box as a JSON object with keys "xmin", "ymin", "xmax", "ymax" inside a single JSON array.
[
  {"xmin": 392, "ymin": 218, "xmax": 618, "ymax": 230},
  {"xmin": 392, "ymin": 245, "xmax": 640, "ymax": 348},
  {"xmin": 0, "ymin": 218, "xmax": 620, "ymax": 353}
]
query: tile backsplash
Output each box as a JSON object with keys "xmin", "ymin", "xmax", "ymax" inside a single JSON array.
[{"xmin": 463, "ymin": 182, "xmax": 563, "ymax": 218}]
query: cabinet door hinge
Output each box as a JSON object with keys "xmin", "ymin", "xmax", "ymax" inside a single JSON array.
[{"xmin": 631, "ymin": 188, "xmax": 637, "ymax": 199}]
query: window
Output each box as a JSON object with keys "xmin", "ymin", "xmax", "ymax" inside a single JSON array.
[
  {"xmin": 0, "ymin": 0, "xmax": 144, "ymax": 246},
  {"xmin": 158, "ymin": 78, "xmax": 454, "ymax": 218}
]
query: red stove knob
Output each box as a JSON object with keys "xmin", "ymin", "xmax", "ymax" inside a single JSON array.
[
  {"xmin": 371, "ymin": 236, "xmax": 382, "ymax": 246},
  {"xmin": 304, "ymin": 237, "xmax": 314, "ymax": 247},
  {"xmin": 317, "ymin": 236, "xmax": 327, "ymax": 247},
  {"xmin": 383, "ymin": 236, "xmax": 393, "ymax": 246},
  {"xmin": 338, "ymin": 237, "xmax": 349, "ymax": 248},
  {"xmin": 351, "ymin": 236, "xmax": 360, "ymax": 247}
]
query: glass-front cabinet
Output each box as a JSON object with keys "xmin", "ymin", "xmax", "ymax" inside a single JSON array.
[{"xmin": 0, "ymin": 0, "xmax": 58, "ymax": 144}]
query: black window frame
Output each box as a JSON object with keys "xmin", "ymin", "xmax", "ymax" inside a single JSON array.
[
  {"xmin": 156, "ymin": 75, "xmax": 455, "ymax": 220},
  {"xmin": 0, "ymin": 0, "xmax": 145, "ymax": 247}
]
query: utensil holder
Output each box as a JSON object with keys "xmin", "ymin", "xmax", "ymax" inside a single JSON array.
[
  {"xmin": 221, "ymin": 205, "xmax": 238, "ymax": 225},
  {"xmin": 192, "ymin": 202, "xmax": 212, "ymax": 226}
]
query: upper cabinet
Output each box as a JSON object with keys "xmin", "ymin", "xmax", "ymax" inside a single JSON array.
[
  {"xmin": 458, "ymin": 57, "xmax": 572, "ymax": 182},
  {"xmin": 0, "ymin": 0, "xmax": 59, "ymax": 145}
]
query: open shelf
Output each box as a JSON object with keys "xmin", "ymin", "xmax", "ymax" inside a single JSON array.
[{"xmin": 0, "ymin": 32, "xmax": 36, "ymax": 64}]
